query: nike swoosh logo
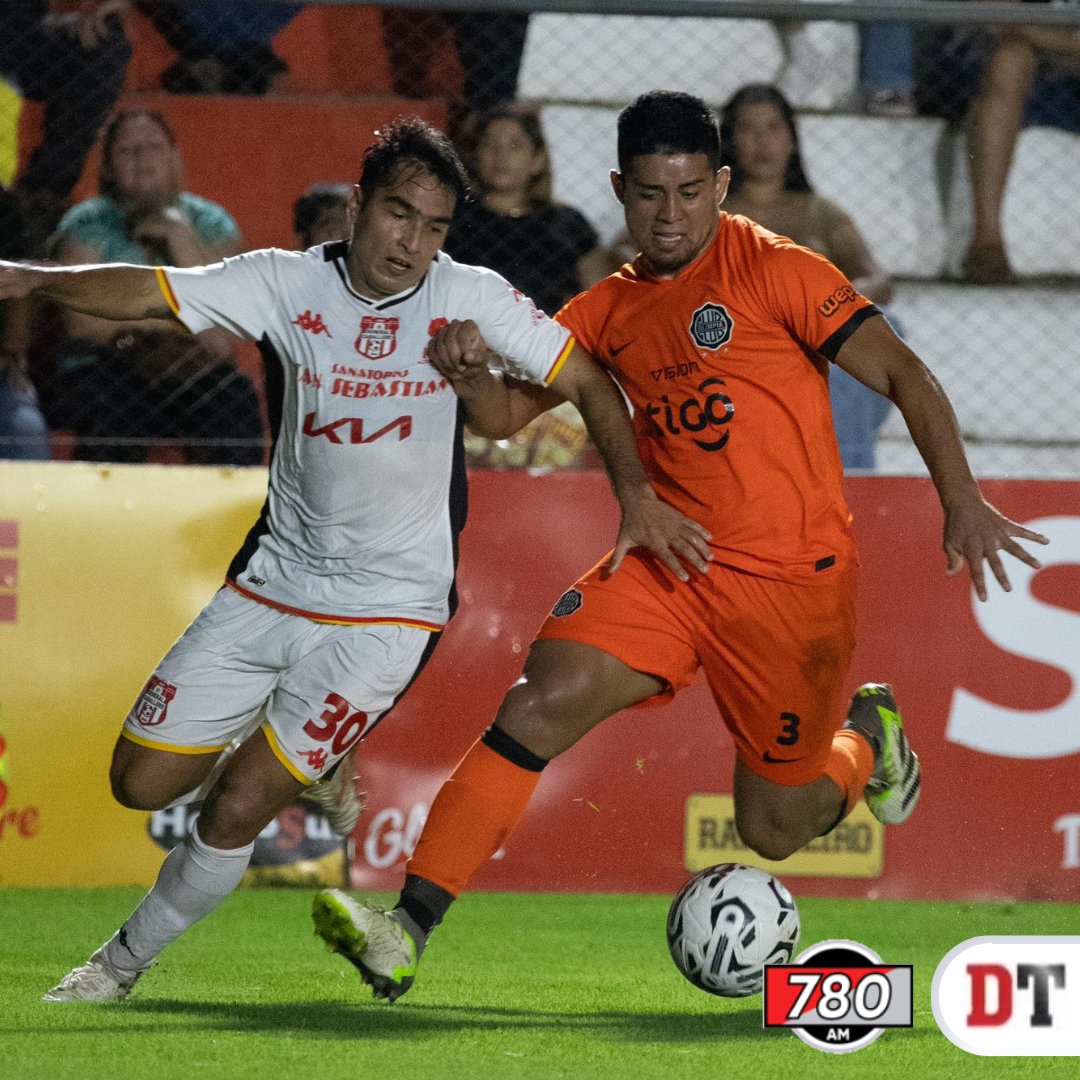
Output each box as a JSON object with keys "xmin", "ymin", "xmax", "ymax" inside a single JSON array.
[
  {"xmin": 610, "ymin": 340, "xmax": 636, "ymax": 357},
  {"xmin": 762, "ymin": 752, "xmax": 801, "ymax": 764}
]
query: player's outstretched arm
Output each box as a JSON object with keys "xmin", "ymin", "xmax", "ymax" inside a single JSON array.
[
  {"xmin": 0, "ymin": 260, "xmax": 176, "ymax": 323},
  {"xmin": 834, "ymin": 314, "xmax": 1049, "ymax": 600},
  {"xmin": 550, "ymin": 346, "xmax": 712, "ymax": 581},
  {"xmin": 428, "ymin": 318, "xmax": 562, "ymax": 438}
]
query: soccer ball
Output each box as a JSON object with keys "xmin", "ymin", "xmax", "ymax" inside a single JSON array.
[{"xmin": 666, "ymin": 863, "xmax": 800, "ymax": 997}]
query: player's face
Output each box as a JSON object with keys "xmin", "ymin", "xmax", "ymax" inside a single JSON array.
[
  {"xmin": 613, "ymin": 154, "xmax": 729, "ymax": 277},
  {"xmin": 346, "ymin": 167, "xmax": 456, "ymax": 298},
  {"xmin": 475, "ymin": 118, "xmax": 543, "ymax": 198},
  {"xmin": 730, "ymin": 102, "xmax": 794, "ymax": 184}
]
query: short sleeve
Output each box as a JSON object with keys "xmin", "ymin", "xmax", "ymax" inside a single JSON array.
[
  {"xmin": 181, "ymin": 194, "xmax": 242, "ymax": 248},
  {"xmin": 554, "ymin": 206, "xmax": 600, "ymax": 262},
  {"xmin": 461, "ymin": 267, "xmax": 574, "ymax": 386},
  {"xmin": 159, "ymin": 248, "xmax": 281, "ymax": 339},
  {"xmin": 755, "ymin": 237, "xmax": 879, "ymax": 360}
]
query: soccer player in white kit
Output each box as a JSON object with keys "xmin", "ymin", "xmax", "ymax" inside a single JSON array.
[{"xmin": 0, "ymin": 119, "xmax": 712, "ymax": 1002}]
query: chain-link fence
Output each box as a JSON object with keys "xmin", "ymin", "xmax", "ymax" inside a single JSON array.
[{"xmin": 2, "ymin": 0, "xmax": 1079, "ymax": 475}]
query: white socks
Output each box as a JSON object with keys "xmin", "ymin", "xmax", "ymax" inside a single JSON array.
[{"xmin": 103, "ymin": 822, "xmax": 254, "ymax": 972}]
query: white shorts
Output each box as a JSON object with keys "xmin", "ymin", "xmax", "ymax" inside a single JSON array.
[{"xmin": 123, "ymin": 587, "xmax": 437, "ymax": 782}]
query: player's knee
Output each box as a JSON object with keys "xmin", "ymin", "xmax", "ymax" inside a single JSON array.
[
  {"xmin": 109, "ymin": 765, "xmax": 165, "ymax": 811},
  {"xmin": 196, "ymin": 774, "xmax": 275, "ymax": 848},
  {"xmin": 735, "ymin": 806, "xmax": 803, "ymax": 863},
  {"xmin": 497, "ymin": 680, "xmax": 586, "ymax": 756}
]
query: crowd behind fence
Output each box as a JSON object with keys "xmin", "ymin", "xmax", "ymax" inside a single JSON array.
[{"xmin": 1, "ymin": 0, "xmax": 1078, "ymax": 477}]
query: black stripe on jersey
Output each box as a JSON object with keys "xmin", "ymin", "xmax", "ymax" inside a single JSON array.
[
  {"xmin": 356, "ymin": 627, "xmax": 443, "ymax": 744},
  {"xmin": 322, "ymin": 240, "xmax": 348, "ymax": 263},
  {"xmin": 447, "ymin": 399, "xmax": 469, "ymax": 619},
  {"xmin": 228, "ymin": 336, "xmax": 286, "ymax": 581},
  {"xmin": 328, "ymin": 248, "xmax": 427, "ymax": 310},
  {"xmin": 817, "ymin": 304, "xmax": 882, "ymax": 362}
]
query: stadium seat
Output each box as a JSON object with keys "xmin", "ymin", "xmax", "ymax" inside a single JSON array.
[
  {"xmin": 799, "ymin": 115, "xmax": 948, "ymax": 280},
  {"xmin": 944, "ymin": 125, "xmax": 1080, "ymax": 280},
  {"xmin": 878, "ymin": 281, "xmax": 1080, "ymax": 476},
  {"xmin": 519, "ymin": 13, "xmax": 857, "ymax": 111}
]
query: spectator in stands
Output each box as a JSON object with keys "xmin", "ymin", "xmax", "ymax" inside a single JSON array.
[
  {"xmin": 963, "ymin": 6, "xmax": 1080, "ymax": 284},
  {"xmin": 719, "ymin": 83, "xmax": 894, "ymax": 470},
  {"xmin": 446, "ymin": 106, "xmax": 609, "ymax": 317},
  {"xmin": 445, "ymin": 105, "xmax": 609, "ymax": 470},
  {"xmin": 139, "ymin": 1, "xmax": 301, "ymax": 95},
  {"xmin": 292, "ymin": 182, "xmax": 351, "ymax": 250},
  {"xmin": 0, "ymin": 184, "xmax": 49, "ymax": 459},
  {"xmin": 382, "ymin": 10, "xmax": 529, "ymax": 110},
  {"xmin": 0, "ymin": 1, "xmax": 132, "ymax": 254},
  {"xmin": 42, "ymin": 109, "xmax": 263, "ymax": 465}
]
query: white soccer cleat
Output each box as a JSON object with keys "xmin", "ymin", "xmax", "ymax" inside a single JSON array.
[
  {"xmin": 844, "ymin": 683, "xmax": 922, "ymax": 825},
  {"xmin": 312, "ymin": 889, "xmax": 418, "ymax": 1002},
  {"xmin": 305, "ymin": 765, "xmax": 364, "ymax": 837},
  {"xmin": 42, "ymin": 948, "xmax": 143, "ymax": 1003}
]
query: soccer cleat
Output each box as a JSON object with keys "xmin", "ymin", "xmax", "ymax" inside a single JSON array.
[
  {"xmin": 305, "ymin": 764, "xmax": 364, "ymax": 836},
  {"xmin": 41, "ymin": 948, "xmax": 143, "ymax": 1003},
  {"xmin": 843, "ymin": 682, "xmax": 921, "ymax": 825},
  {"xmin": 312, "ymin": 889, "xmax": 418, "ymax": 1002}
]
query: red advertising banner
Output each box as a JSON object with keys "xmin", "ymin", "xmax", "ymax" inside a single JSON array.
[{"xmin": 349, "ymin": 473, "xmax": 1080, "ymax": 902}]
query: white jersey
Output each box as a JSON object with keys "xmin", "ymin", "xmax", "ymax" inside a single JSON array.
[{"xmin": 159, "ymin": 243, "xmax": 573, "ymax": 626}]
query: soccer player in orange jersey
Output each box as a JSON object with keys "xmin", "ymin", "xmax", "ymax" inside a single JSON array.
[{"xmin": 312, "ymin": 92, "xmax": 1049, "ymax": 1001}]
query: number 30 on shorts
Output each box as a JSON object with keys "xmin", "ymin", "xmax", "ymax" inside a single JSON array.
[{"xmin": 303, "ymin": 693, "xmax": 369, "ymax": 756}]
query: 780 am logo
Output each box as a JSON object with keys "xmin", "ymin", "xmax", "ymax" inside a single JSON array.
[{"xmin": 933, "ymin": 937, "xmax": 1080, "ymax": 1055}]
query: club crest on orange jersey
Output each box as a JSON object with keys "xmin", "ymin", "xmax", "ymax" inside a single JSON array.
[
  {"xmin": 355, "ymin": 315, "xmax": 400, "ymax": 359},
  {"xmin": 689, "ymin": 303, "xmax": 733, "ymax": 350}
]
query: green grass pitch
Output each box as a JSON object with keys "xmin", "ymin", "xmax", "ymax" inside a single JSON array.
[{"xmin": 2, "ymin": 887, "xmax": 1078, "ymax": 1079}]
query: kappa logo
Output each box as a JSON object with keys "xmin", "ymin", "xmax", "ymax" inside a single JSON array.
[
  {"xmin": 689, "ymin": 303, "xmax": 733, "ymax": 350},
  {"xmin": 298, "ymin": 747, "xmax": 329, "ymax": 771},
  {"xmin": 355, "ymin": 315, "xmax": 400, "ymax": 359},
  {"xmin": 293, "ymin": 310, "xmax": 333, "ymax": 337},
  {"xmin": 551, "ymin": 589, "xmax": 583, "ymax": 617},
  {"xmin": 134, "ymin": 676, "xmax": 177, "ymax": 728}
]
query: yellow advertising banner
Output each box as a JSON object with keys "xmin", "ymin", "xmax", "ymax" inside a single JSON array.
[
  {"xmin": 0, "ymin": 461, "xmax": 267, "ymax": 885},
  {"xmin": 684, "ymin": 793, "xmax": 884, "ymax": 878}
]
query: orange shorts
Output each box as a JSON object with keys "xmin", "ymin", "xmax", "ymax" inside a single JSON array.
[{"xmin": 536, "ymin": 551, "xmax": 857, "ymax": 786}]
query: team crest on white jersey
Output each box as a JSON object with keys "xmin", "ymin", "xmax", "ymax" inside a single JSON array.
[
  {"xmin": 134, "ymin": 676, "xmax": 177, "ymax": 727},
  {"xmin": 355, "ymin": 315, "xmax": 400, "ymax": 359}
]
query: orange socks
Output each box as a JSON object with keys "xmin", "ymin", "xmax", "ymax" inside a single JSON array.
[
  {"xmin": 406, "ymin": 729, "xmax": 545, "ymax": 897},
  {"xmin": 822, "ymin": 728, "xmax": 875, "ymax": 818}
]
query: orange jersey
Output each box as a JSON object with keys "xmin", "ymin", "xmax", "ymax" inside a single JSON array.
[{"xmin": 557, "ymin": 213, "xmax": 879, "ymax": 583}]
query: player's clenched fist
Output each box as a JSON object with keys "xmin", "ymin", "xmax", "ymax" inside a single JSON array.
[{"xmin": 428, "ymin": 319, "xmax": 500, "ymax": 384}]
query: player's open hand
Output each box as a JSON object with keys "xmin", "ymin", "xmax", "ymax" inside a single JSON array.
[
  {"xmin": 0, "ymin": 261, "xmax": 43, "ymax": 301},
  {"xmin": 609, "ymin": 489, "xmax": 712, "ymax": 582},
  {"xmin": 428, "ymin": 319, "xmax": 500, "ymax": 385},
  {"xmin": 943, "ymin": 493, "xmax": 1050, "ymax": 601}
]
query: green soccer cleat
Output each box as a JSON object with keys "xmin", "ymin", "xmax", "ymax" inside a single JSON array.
[
  {"xmin": 843, "ymin": 683, "xmax": 922, "ymax": 825},
  {"xmin": 312, "ymin": 889, "xmax": 419, "ymax": 1002}
]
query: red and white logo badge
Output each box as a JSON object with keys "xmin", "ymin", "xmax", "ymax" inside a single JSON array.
[
  {"xmin": 134, "ymin": 676, "xmax": 177, "ymax": 727},
  {"xmin": 355, "ymin": 315, "xmax": 399, "ymax": 359},
  {"xmin": 933, "ymin": 937, "xmax": 1080, "ymax": 1055}
]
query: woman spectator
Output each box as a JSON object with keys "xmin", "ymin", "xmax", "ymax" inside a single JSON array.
[
  {"xmin": 719, "ymin": 83, "xmax": 895, "ymax": 470},
  {"xmin": 42, "ymin": 109, "xmax": 263, "ymax": 465},
  {"xmin": 446, "ymin": 105, "xmax": 611, "ymax": 317},
  {"xmin": 446, "ymin": 106, "xmax": 611, "ymax": 469}
]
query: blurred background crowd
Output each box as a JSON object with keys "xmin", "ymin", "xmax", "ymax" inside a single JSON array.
[{"xmin": 2, "ymin": 0, "xmax": 1078, "ymax": 477}]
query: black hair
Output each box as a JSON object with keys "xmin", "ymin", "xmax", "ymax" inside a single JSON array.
[
  {"xmin": 292, "ymin": 182, "xmax": 352, "ymax": 244},
  {"xmin": 719, "ymin": 84, "xmax": 812, "ymax": 194},
  {"xmin": 616, "ymin": 91, "xmax": 722, "ymax": 174},
  {"xmin": 357, "ymin": 117, "xmax": 470, "ymax": 206}
]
